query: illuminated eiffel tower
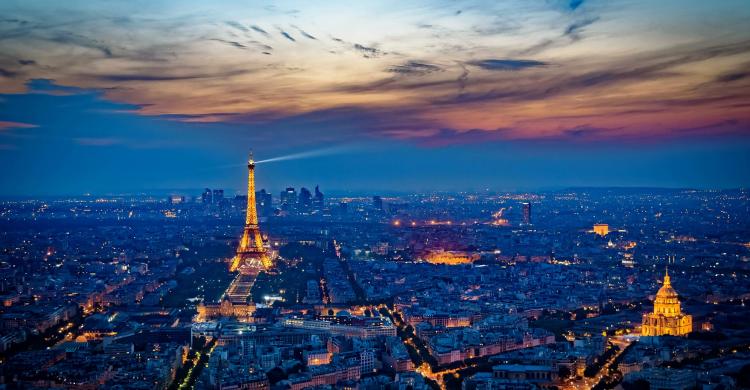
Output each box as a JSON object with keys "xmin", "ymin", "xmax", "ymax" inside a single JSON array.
[{"xmin": 230, "ymin": 152, "xmax": 271, "ymax": 273}]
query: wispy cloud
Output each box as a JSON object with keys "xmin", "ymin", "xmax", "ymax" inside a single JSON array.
[
  {"xmin": 0, "ymin": 68, "xmax": 16, "ymax": 78},
  {"xmin": 467, "ymin": 59, "xmax": 547, "ymax": 71},
  {"xmin": 87, "ymin": 68, "xmax": 256, "ymax": 82},
  {"xmin": 353, "ymin": 43, "xmax": 383, "ymax": 58},
  {"xmin": 388, "ymin": 61, "xmax": 442, "ymax": 75},
  {"xmin": 0, "ymin": 1, "xmax": 747, "ymax": 147},
  {"xmin": 250, "ymin": 25, "xmax": 270, "ymax": 37},
  {"xmin": 225, "ymin": 21, "xmax": 248, "ymax": 32},
  {"xmin": 293, "ymin": 26, "xmax": 316, "ymax": 40},
  {"xmin": 279, "ymin": 30, "xmax": 296, "ymax": 42},
  {"xmin": 564, "ymin": 17, "xmax": 599, "ymax": 40},
  {"xmin": 0, "ymin": 120, "xmax": 37, "ymax": 130}
]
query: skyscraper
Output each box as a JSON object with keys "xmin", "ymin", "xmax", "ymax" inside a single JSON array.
[
  {"xmin": 313, "ymin": 185, "xmax": 324, "ymax": 211},
  {"xmin": 299, "ymin": 187, "xmax": 312, "ymax": 211},
  {"xmin": 373, "ymin": 195, "xmax": 383, "ymax": 211},
  {"xmin": 522, "ymin": 202, "xmax": 531, "ymax": 225},
  {"xmin": 256, "ymin": 189, "xmax": 273, "ymax": 217},
  {"xmin": 201, "ymin": 188, "xmax": 212, "ymax": 204},
  {"xmin": 212, "ymin": 189, "xmax": 224, "ymax": 204},
  {"xmin": 280, "ymin": 187, "xmax": 296, "ymax": 212}
]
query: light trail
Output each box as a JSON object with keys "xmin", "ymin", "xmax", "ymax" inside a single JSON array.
[{"xmin": 254, "ymin": 145, "xmax": 354, "ymax": 164}]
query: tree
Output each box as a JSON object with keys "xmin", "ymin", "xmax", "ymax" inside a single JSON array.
[
  {"xmin": 735, "ymin": 364, "xmax": 750, "ymax": 388},
  {"xmin": 266, "ymin": 367, "xmax": 287, "ymax": 385},
  {"xmin": 622, "ymin": 379, "xmax": 650, "ymax": 390},
  {"xmin": 558, "ymin": 365, "xmax": 572, "ymax": 379}
]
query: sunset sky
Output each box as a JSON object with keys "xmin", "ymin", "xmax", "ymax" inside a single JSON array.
[{"xmin": 1, "ymin": 0, "xmax": 749, "ymax": 195}]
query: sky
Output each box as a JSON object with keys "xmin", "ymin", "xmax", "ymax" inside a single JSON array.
[{"xmin": 0, "ymin": 0, "xmax": 749, "ymax": 195}]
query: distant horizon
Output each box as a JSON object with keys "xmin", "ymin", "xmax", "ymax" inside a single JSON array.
[{"xmin": 2, "ymin": 185, "xmax": 746, "ymax": 199}]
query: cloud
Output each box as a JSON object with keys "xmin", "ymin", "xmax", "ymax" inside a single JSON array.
[
  {"xmin": 0, "ymin": 121, "xmax": 37, "ymax": 130},
  {"xmin": 560, "ymin": 125, "xmax": 622, "ymax": 140},
  {"xmin": 564, "ymin": 17, "xmax": 599, "ymax": 40},
  {"xmin": 225, "ymin": 21, "xmax": 248, "ymax": 32},
  {"xmin": 280, "ymin": 30, "xmax": 296, "ymax": 42},
  {"xmin": 467, "ymin": 59, "xmax": 547, "ymax": 71},
  {"xmin": 715, "ymin": 71, "xmax": 747, "ymax": 83},
  {"xmin": 457, "ymin": 65, "xmax": 469, "ymax": 94},
  {"xmin": 88, "ymin": 69, "xmax": 255, "ymax": 82},
  {"xmin": 48, "ymin": 31, "xmax": 113, "ymax": 57},
  {"xmin": 387, "ymin": 61, "xmax": 442, "ymax": 76},
  {"xmin": 447, "ymin": 41, "xmax": 750, "ymax": 105},
  {"xmin": 18, "ymin": 59, "xmax": 36, "ymax": 66},
  {"xmin": 293, "ymin": 26, "xmax": 316, "ymax": 40},
  {"xmin": 518, "ymin": 17, "xmax": 599, "ymax": 55},
  {"xmin": 569, "ymin": 0, "xmax": 585, "ymax": 11},
  {"xmin": 249, "ymin": 41, "xmax": 273, "ymax": 51},
  {"xmin": 1, "ymin": 3, "xmax": 747, "ymax": 150},
  {"xmin": 210, "ymin": 38, "xmax": 248, "ymax": 50},
  {"xmin": 0, "ymin": 68, "xmax": 16, "ymax": 78},
  {"xmin": 412, "ymin": 128, "xmax": 510, "ymax": 147},
  {"xmin": 250, "ymin": 25, "xmax": 270, "ymax": 37},
  {"xmin": 669, "ymin": 119, "xmax": 745, "ymax": 136},
  {"xmin": 353, "ymin": 43, "xmax": 383, "ymax": 58}
]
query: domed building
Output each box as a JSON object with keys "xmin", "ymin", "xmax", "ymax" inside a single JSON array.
[{"xmin": 642, "ymin": 269, "xmax": 692, "ymax": 336}]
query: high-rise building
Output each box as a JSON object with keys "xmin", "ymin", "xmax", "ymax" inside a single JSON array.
[
  {"xmin": 373, "ymin": 195, "xmax": 383, "ymax": 211},
  {"xmin": 521, "ymin": 202, "xmax": 531, "ymax": 225},
  {"xmin": 212, "ymin": 189, "xmax": 224, "ymax": 204},
  {"xmin": 280, "ymin": 187, "xmax": 296, "ymax": 211},
  {"xmin": 641, "ymin": 269, "xmax": 692, "ymax": 336},
  {"xmin": 299, "ymin": 187, "xmax": 312, "ymax": 210},
  {"xmin": 313, "ymin": 185, "xmax": 324, "ymax": 210},
  {"xmin": 201, "ymin": 188, "xmax": 212, "ymax": 204},
  {"xmin": 168, "ymin": 195, "xmax": 185, "ymax": 204},
  {"xmin": 256, "ymin": 189, "xmax": 273, "ymax": 217}
]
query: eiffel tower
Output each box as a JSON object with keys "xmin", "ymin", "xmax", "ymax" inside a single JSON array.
[{"xmin": 230, "ymin": 152, "xmax": 271, "ymax": 274}]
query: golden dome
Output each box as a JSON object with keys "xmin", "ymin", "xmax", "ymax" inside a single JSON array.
[
  {"xmin": 655, "ymin": 269, "xmax": 679, "ymax": 299},
  {"xmin": 642, "ymin": 268, "xmax": 692, "ymax": 337}
]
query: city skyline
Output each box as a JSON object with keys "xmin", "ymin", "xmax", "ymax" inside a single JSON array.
[
  {"xmin": 2, "ymin": 3, "xmax": 750, "ymax": 389},
  {"xmin": 1, "ymin": 0, "xmax": 750, "ymax": 194}
]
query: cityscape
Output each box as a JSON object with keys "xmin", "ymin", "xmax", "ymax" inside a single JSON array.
[{"xmin": 1, "ymin": 1, "xmax": 750, "ymax": 390}]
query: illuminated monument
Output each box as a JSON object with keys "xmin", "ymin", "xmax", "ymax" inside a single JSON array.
[
  {"xmin": 197, "ymin": 152, "xmax": 269, "ymax": 322},
  {"xmin": 230, "ymin": 152, "xmax": 271, "ymax": 273},
  {"xmin": 641, "ymin": 269, "xmax": 692, "ymax": 336}
]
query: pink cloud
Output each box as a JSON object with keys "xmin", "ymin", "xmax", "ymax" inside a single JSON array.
[{"xmin": 0, "ymin": 121, "xmax": 37, "ymax": 130}]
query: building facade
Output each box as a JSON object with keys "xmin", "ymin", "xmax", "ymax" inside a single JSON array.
[{"xmin": 641, "ymin": 270, "xmax": 692, "ymax": 336}]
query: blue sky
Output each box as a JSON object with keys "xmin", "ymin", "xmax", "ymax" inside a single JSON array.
[{"xmin": 1, "ymin": 1, "xmax": 749, "ymax": 195}]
